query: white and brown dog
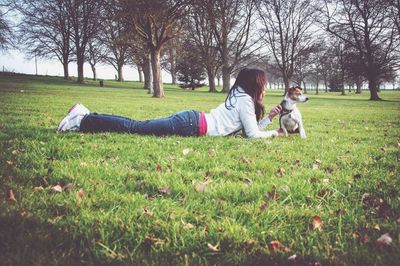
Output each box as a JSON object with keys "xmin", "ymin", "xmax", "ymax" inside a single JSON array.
[{"xmin": 279, "ymin": 86, "xmax": 309, "ymax": 138}]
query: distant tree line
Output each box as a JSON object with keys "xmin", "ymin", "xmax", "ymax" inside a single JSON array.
[{"xmin": 1, "ymin": 0, "xmax": 399, "ymax": 100}]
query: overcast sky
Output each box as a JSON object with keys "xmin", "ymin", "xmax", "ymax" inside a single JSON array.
[{"xmin": 0, "ymin": 49, "xmax": 173, "ymax": 83}]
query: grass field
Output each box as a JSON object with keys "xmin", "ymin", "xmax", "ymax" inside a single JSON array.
[{"xmin": 0, "ymin": 73, "xmax": 399, "ymax": 265}]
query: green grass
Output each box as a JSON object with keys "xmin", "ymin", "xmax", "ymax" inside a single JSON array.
[{"xmin": 0, "ymin": 73, "xmax": 399, "ymax": 265}]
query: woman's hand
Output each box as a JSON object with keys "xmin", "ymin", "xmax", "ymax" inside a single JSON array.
[{"xmin": 268, "ymin": 104, "xmax": 282, "ymax": 121}]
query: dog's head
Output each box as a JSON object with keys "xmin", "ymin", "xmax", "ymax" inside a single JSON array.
[
  {"xmin": 281, "ymin": 86, "xmax": 309, "ymax": 111},
  {"xmin": 286, "ymin": 86, "xmax": 309, "ymax": 102}
]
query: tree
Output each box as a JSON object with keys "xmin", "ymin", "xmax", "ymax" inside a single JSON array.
[
  {"xmin": 176, "ymin": 42, "xmax": 206, "ymax": 90},
  {"xmin": 17, "ymin": 0, "xmax": 73, "ymax": 79},
  {"xmin": 100, "ymin": 1, "xmax": 130, "ymax": 82},
  {"xmin": 161, "ymin": 37, "xmax": 180, "ymax": 84},
  {"xmin": 188, "ymin": 1, "xmax": 221, "ymax": 92},
  {"xmin": 321, "ymin": 0, "xmax": 399, "ymax": 100},
  {"xmin": 86, "ymin": 39, "xmax": 104, "ymax": 81},
  {"xmin": 127, "ymin": 38, "xmax": 153, "ymax": 93},
  {"xmin": 205, "ymin": 0, "xmax": 257, "ymax": 92},
  {"xmin": 67, "ymin": 0, "xmax": 104, "ymax": 83},
  {"xmin": 0, "ymin": 1, "xmax": 13, "ymax": 51},
  {"xmin": 257, "ymin": 0, "xmax": 317, "ymax": 94},
  {"xmin": 122, "ymin": 0, "xmax": 190, "ymax": 98}
]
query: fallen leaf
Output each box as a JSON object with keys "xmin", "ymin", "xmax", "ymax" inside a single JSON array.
[
  {"xmin": 76, "ymin": 188, "xmax": 84, "ymax": 198},
  {"xmin": 183, "ymin": 148, "xmax": 190, "ymax": 155},
  {"xmin": 376, "ymin": 233, "xmax": 392, "ymax": 247},
  {"xmin": 310, "ymin": 215, "xmax": 323, "ymax": 231},
  {"xmin": 324, "ymin": 167, "xmax": 335, "ymax": 174},
  {"xmin": 312, "ymin": 159, "xmax": 321, "ymax": 170},
  {"xmin": 265, "ymin": 186, "xmax": 280, "ymax": 200},
  {"xmin": 155, "ymin": 164, "xmax": 162, "ymax": 172},
  {"xmin": 260, "ymin": 203, "xmax": 268, "ymax": 212},
  {"xmin": 194, "ymin": 179, "xmax": 212, "ymax": 193},
  {"xmin": 277, "ymin": 167, "xmax": 285, "ymax": 177},
  {"xmin": 239, "ymin": 177, "xmax": 253, "ymax": 184},
  {"xmin": 240, "ymin": 156, "xmax": 252, "ymax": 165},
  {"xmin": 11, "ymin": 150, "xmax": 18, "ymax": 155},
  {"xmin": 51, "ymin": 185, "xmax": 62, "ymax": 193},
  {"xmin": 288, "ymin": 254, "xmax": 298, "ymax": 262},
  {"xmin": 207, "ymin": 243, "xmax": 220, "ymax": 252},
  {"xmin": 181, "ymin": 219, "xmax": 194, "ymax": 229},
  {"xmin": 353, "ymin": 173, "xmax": 362, "ymax": 180},
  {"xmin": 63, "ymin": 183, "xmax": 73, "ymax": 193},
  {"xmin": 33, "ymin": 186, "xmax": 44, "ymax": 192},
  {"xmin": 142, "ymin": 208, "xmax": 154, "ymax": 217},
  {"xmin": 6, "ymin": 160, "xmax": 13, "ymax": 165},
  {"xmin": 322, "ymin": 178, "xmax": 330, "ymax": 184},
  {"xmin": 159, "ymin": 187, "xmax": 171, "ymax": 195},
  {"xmin": 208, "ymin": 148, "xmax": 216, "ymax": 156},
  {"xmin": 7, "ymin": 189, "xmax": 16, "ymax": 202},
  {"xmin": 268, "ymin": 240, "xmax": 289, "ymax": 252}
]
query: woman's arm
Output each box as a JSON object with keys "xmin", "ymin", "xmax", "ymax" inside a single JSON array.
[{"xmin": 239, "ymin": 98, "xmax": 278, "ymax": 138}]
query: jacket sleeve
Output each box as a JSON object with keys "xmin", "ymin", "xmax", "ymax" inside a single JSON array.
[{"xmin": 239, "ymin": 98, "xmax": 277, "ymax": 139}]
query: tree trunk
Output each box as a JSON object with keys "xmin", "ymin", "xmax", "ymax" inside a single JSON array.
[
  {"xmin": 138, "ymin": 65, "xmax": 143, "ymax": 82},
  {"xmin": 283, "ymin": 76, "xmax": 290, "ymax": 95},
  {"xmin": 63, "ymin": 61, "xmax": 69, "ymax": 79},
  {"xmin": 77, "ymin": 52, "xmax": 84, "ymax": 83},
  {"xmin": 143, "ymin": 53, "xmax": 153, "ymax": 93},
  {"xmin": 302, "ymin": 81, "xmax": 307, "ymax": 94},
  {"xmin": 217, "ymin": 75, "xmax": 221, "ymax": 86},
  {"xmin": 368, "ymin": 77, "xmax": 381, "ymax": 100},
  {"xmin": 151, "ymin": 48, "xmax": 164, "ymax": 98},
  {"xmin": 221, "ymin": 65, "xmax": 231, "ymax": 92},
  {"xmin": 90, "ymin": 63, "xmax": 96, "ymax": 81},
  {"xmin": 356, "ymin": 80, "xmax": 362, "ymax": 94},
  {"xmin": 207, "ymin": 68, "xmax": 216, "ymax": 92},
  {"xmin": 117, "ymin": 65, "xmax": 124, "ymax": 82}
]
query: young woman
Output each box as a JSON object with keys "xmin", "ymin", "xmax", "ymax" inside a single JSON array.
[{"xmin": 58, "ymin": 68, "xmax": 283, "ymax": 138}]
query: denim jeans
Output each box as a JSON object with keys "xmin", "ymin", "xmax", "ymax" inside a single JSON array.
[{"xmin": 80, "ymin": 110, "xmax": 200, "ymax": 137}]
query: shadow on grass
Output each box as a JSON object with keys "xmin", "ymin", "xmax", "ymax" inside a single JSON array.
[{"xmin": 0, "ymin": 213, "xmax": 95, "ymax": 265}]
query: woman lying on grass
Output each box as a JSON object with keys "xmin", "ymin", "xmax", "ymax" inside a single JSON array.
[{"xmin": 58, "ymin": 68, "xmax": 283, "ymax": 138}]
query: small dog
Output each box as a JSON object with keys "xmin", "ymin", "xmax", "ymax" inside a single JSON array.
[{"xmin": 279, "ymin": 86, "xmax": 309, "ymax": 138}]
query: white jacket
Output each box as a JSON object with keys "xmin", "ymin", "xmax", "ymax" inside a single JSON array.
[{"xmin": 205, "ymin": 87, "xmax": 278, "ymax": 138}]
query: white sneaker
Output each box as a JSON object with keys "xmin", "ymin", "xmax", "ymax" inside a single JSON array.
[{"xmin": 57, "ymin": 104, "xmax": 90, "ymax": 132}]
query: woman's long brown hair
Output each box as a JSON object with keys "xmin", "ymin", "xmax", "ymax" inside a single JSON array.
[{"xmin": 225, "ymin": 68, "xmax": 266, "ymax": 121}]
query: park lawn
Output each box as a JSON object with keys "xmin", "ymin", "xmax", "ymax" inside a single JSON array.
[{"xmin": 0, "ymin": 73, "xmax": 399, "ymax": 265}]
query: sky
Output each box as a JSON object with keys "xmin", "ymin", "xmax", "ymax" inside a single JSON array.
[{"xmin": 0, "ymin": 49, "xmax": 173, "ymax": 83}]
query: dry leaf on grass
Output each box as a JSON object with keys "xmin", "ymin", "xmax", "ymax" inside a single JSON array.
[
  {"xmin": 7, "ymin": 189, "xmax": 16, "ymax": 202},
  {"xmin": 277, "ymin": 167, "xmax": 285, "ymax": 177},
  {"xmin": 310, "ymin": 215, "xmax": 323, "ymax": 231},
  {"xmin": 142, "ymin": 208, "xmax": 154, "ymax": 217},
  {"xmin": 194, "ymin": 179, "xmax": 212, "ymax": 193},
  {"xmin": 159, "ymin": 187, "xmax": 171, "ymax": 195},
  {"xmin": 376, "ymin": 233, "xmax": 392, "ymax": 247},
  {"xmin": 268, "ymin": 240, "xmax": 290, "ymax": 252},
  {"xmin": 51, "ymin": 185, "xmax": 62, "ymax": 193},
  {"xmin": 183, "ymin": 148, "xmax": 190, "ymax": 155},
  {"xmin": 76, "ymin": 188, "xmax": 84, "ymax": 198},
  {"xmin": 63, "ymin": 183, "xmax": 73, "ymax": 193},
  {"xmin": 207, "ymin": 243, "xmax": 220, "ymax": 252}
]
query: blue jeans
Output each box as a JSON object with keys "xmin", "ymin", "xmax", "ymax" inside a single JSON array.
[{"xmin": 80, "ymin": 110, "xmax": 200, "ymax": 137}]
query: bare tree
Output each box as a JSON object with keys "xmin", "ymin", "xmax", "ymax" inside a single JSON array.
[
  {"xmin": 86, "ymin": 40, "xmax": 104, "ymax": 81},
  {"xmin": 161, "ymin": 36, "xmax": 180, "ymax": 84},
  {"xmin": 127, "ymin": 38, "xmax": 153, "ymax": 93},
  {"xmin": 205, "ymin": 0, "xmax": 257, "ymax": 92},
  {"xmin": 321, "ymin": 0, "xmax": 399, "ymax": 100},
  {"xmin": 100, "ymin": 1, "xmax": 130, "ymax": 82},
  {"xmin": 188, "ymin": 1, "xmax": 221, "ymax": 92},
  {"xmin": 257, "ymin": 0, "xmax": 317, "ymax": 94},
  {"xmin": 67, "ymin": 0, "xmax": 103, "ymax": 83},
  {"xmin": 122, "ymin": 0, "xmax": 190, "ymax": 98},
  {"xmin": 0, "ymin": 1, "xmax": 14, "ymax": 51},
  {"xmin": 17, "ymin": 0, "xmax": 73, "ymax": 79}
]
